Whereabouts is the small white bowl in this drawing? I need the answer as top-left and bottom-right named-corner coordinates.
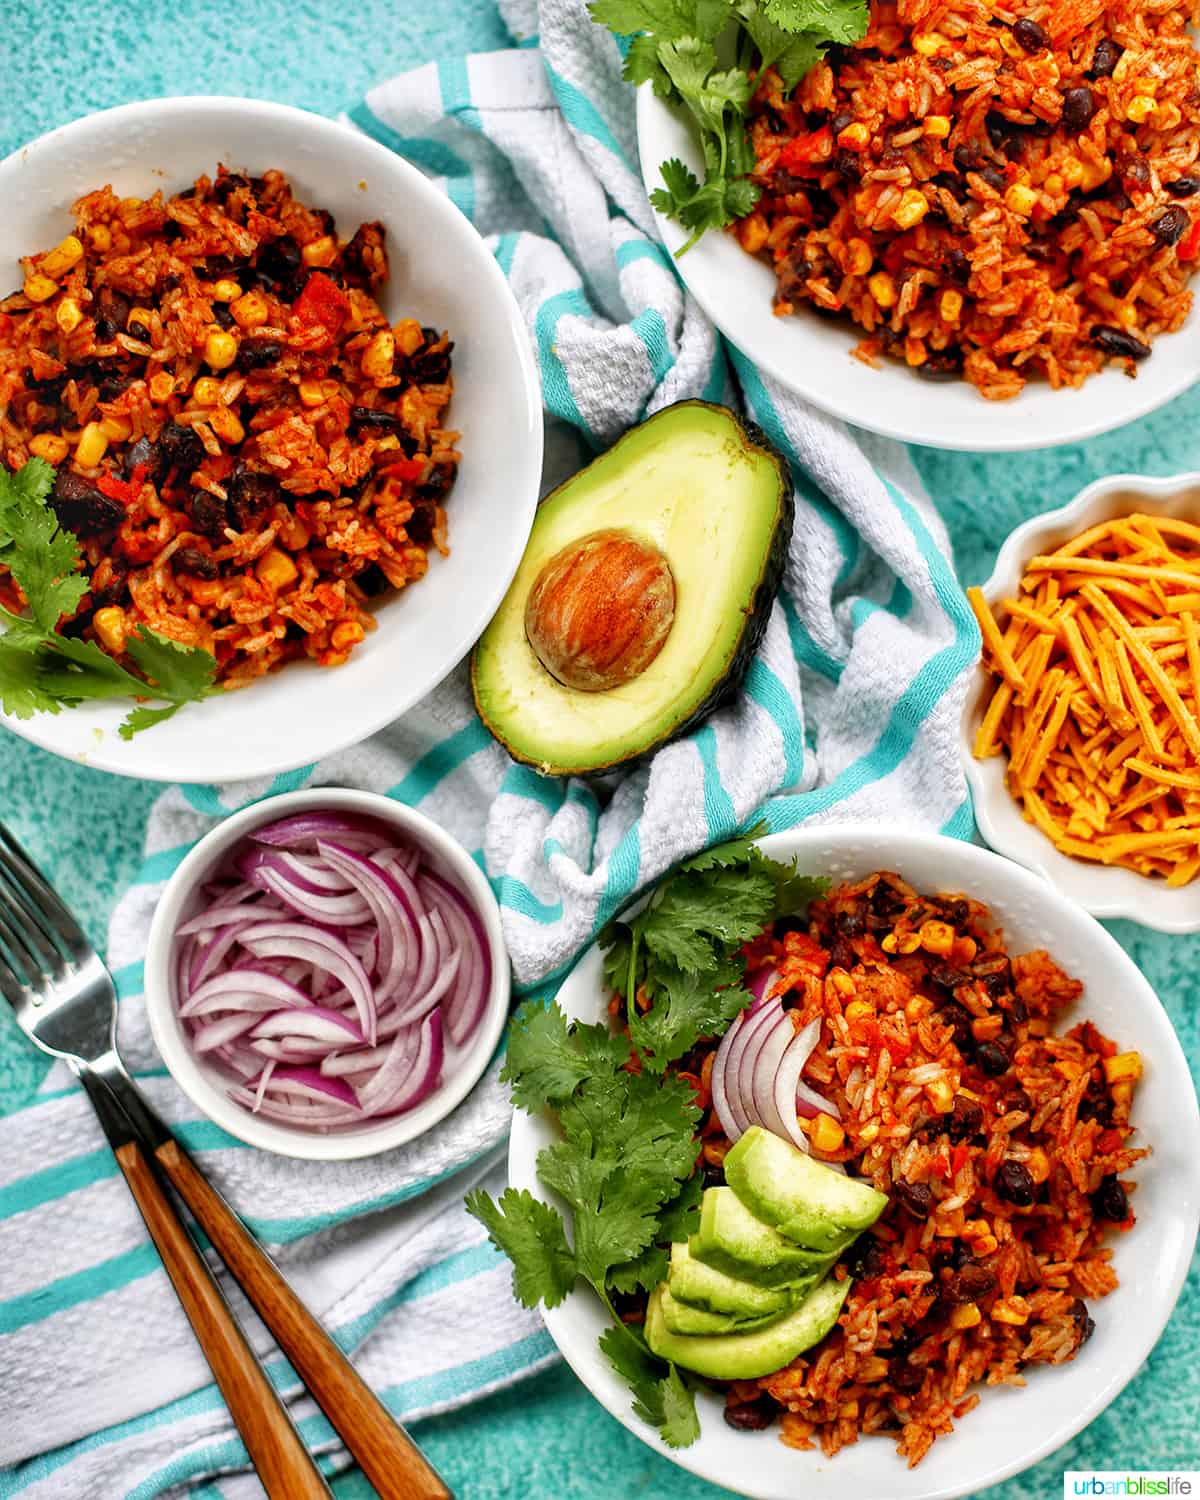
top-left (962, 471), bottom-right (1200, 935)
top-left (510, 825), bottom-right (1200, 1500)
top-left (0, 97), bottom-right (543, 782)
top-left (636, 89), bottom-right (1200, 452)
top-left (144, 787), bottom-right (510, 1160)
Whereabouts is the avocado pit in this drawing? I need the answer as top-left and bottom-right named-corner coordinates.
top-left (524, 528), bottom-right (676, 693)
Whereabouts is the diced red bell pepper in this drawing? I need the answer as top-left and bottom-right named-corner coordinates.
top-left (778, 127), bottom-right (833, 175)
top-left (382, 456), bottom-right (426, 485)
top-left (1178, 217), bottom-right (1200, 262)
top-left (293, 272), bottom-right (349, 337)
top-left (950, 1143), bottom-right (969, 1176)
top-left (95, 463), bottom-right (148, 506)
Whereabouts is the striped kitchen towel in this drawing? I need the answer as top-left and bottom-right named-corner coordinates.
top-left (0, 2), bottom-right (981, 1495)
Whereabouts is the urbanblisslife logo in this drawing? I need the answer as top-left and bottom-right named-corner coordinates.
top-left (1065, 1475), bottom-right (1198, 1497)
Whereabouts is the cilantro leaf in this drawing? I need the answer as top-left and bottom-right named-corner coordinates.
top-left (0, 459), bottom-right (88, 630)
top-left (502, 1001), bottom-right (629, 1112)
top-left (657, 1172), bottom-right (704, 1243)
top-left (628, 959), bottom-right (750, 1071)
top-left (607, 1243), bottom-right (669, 1295)
top-left (125, 627), bottom-right (218, 702)
top-left (623, 33), bottom-right (676, 95)
top-left (600, 1327), bottom-right (701, 1448)
top-left (119, 703), bottom-right (184, 739)
top-left (464, 1187), bottom-right (577, 1309)
top-left (761, 0), bottom-right (867, 41)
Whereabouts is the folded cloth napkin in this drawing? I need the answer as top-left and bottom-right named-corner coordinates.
top-left (0, 4), bottom-right (981, 1495)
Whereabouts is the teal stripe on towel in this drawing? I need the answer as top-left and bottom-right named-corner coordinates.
top-left (535, 288), bottom-right (594, 441)
top-left (630, 307), bottom-right (674, 384)
top-left (695, 726), bottom-right (736, 844)
top-left (543, 64), bottom-right (629, 166)
top-left (387, 719), bottom-right (493, 806)
top-left (744, 658), bottom-right (804, 787)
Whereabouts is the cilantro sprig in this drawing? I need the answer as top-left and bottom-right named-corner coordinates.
top-left (0, 459), bottom-right (217, 737)
top-left (466, 832), bottom-right (829, 1448)
top-left (589, 0), bottom-right (869, 252)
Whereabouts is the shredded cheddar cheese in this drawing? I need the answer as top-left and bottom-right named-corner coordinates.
top-left (971, 514), bottom-right (1200, 886)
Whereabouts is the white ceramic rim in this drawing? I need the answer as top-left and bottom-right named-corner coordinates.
top-left (635, 87), bottom-right (1200, 453)
top-left (144, 787), bottom-right (511, 1160)
top-left (509, 824), bottom-right (1200, 1500)
top-left (961, 471), bottom-right (1200, 934)
top-left (0, 97), bottom-right (543, 782)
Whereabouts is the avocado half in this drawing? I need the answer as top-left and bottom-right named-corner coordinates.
top-left (472, 401), bottom-right (794, 777)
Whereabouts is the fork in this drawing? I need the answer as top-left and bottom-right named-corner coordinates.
top-left (0, 822), bottom-right (452, 1500)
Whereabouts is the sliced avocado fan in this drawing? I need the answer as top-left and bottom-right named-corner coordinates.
top-left (472, 401), bottom-right (793, 776)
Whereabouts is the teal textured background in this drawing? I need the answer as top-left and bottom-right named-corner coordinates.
top-left (0, 3), bottom-right (1196, 1494)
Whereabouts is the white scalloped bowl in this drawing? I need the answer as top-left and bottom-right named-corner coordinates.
top-left (0, 98), bottom-right (543, 782)
top-left (509, 825), bottom-right (1200, 1500)
top-left (636, 89), bottom-right (1200, 452)
top-left (961, 472), bottom-right (1200, 934)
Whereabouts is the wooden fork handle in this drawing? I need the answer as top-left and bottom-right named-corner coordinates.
top-left (113, 1140), bottom-right (331, 1500)
top-left (155, 1139), bottom-right (453, 1500)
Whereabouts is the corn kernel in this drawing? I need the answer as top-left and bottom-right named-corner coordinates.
top-left (1060, 157), bottom-right (1086, 190)
top-left (396, 319), bottom-right (425, 357)
top-left (89, 224), bottom-right (112, 252)
top-left (297, 380), bottom-right (325, 408)
top-left (301, 234), bottom-right (337, 267)
top-left (1126, 95), bottom-right (1156, 124)
top-left (1043, 173), bottom-right (1064, 196)
top-left (893, 190), bottom-right (930, 230)
top-left (1111, 1081), bottom-right (1133, 1108)
top-left (40, 235), bottom-right (84, 280)
top-left (844, 999), bottom-right (874, 1023)
top-left (211, 279), bottom-right (242, 302)
top-left (187, 578), bottom-right (223, 606)
top-left (971, 1013), bottom-right (1003, 1042)
top-left (193, 377), bottom-right (222, 407)
top-left (1080, 158), bottom-right (1112, 191)
top-left (1103, 1051), bottom-right (1142, 1085)
top-left (973, 1234), bottom-right (999, 1256)
top-left (897, 931), bottom-right (922, 954)
top-left (209, 406), bottom-right (245, 446)
top-left (361, 329), bottom-right (395, 381)
top-left (55, 298), bottom-right (83, 334)
top-left (148, 372), bottom-right (175, 404)
top-left (1115, 302), bottom-right (1139, 330)
top-left (927, 1078), bottom-right (955, 1113)
top-left (937, 289), bottom-right (963, 325)
top-left (991, 1298), bottom-right (1030, 1326)
top-left (92, 606), bottom-right (127, 654)
top-left (1027, 1148), bottom-right (1051, 1185)
top-left (920, 919), bottom-right (956, 955)
top-left (857, 1120), bottom-right (880, 1144)
top-left (911, 32), bottom-right (944, 56)
top-left (204, 330), bottom-right (239, 370)
top-left (1005, 183), bottom-right (1039, 217)
top-left (837, 1399), bottom-right (859, 1420)
top-left (923, 115), bottom-right (951, 139)
top-left (881, 931), bottom-right (899, 953)
top-left (838, 122), bottom-right (870, 150)
top-left (950, 1303), bottom-right (982, 1330)
top-left (256, 547), bottom-right (299, 591)
top-left (810, 1113), bottom-right (845, 1153)
top-left (737, 212), bottom-right (770, 254)
top-left (75, 422), bottom-right (108, 469)
top-left (99, 415), bottom-right (132, 443)
top-left (1153, 101), bottom-right (1182, 131)
top-left (23, 273), bottom-right (57, 304)
top-left (846, 238), bottom-right (873, 277)
top-left (230, 291), bottom-right (269, 330)
top-left (868, 272), bottom-right (897, 309)
top-left (906, 995), bottom-right (933, 1020)
top-left (28, 433), bottom-right (69, 464)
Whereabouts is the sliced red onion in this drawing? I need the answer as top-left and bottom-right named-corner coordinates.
top-left (772, 1017), bottom-right (822, 1150)
top-left (711, 998), bottom-right (829, 1153)
top-left (173, 810), bottom-right (497, 1133)
top-left (796, 1080), bottom-right (841, 1121)
top-left (713, 1001), bottom-right (779, 1141)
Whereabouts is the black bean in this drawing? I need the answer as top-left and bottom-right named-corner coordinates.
top-left (1088, 38), bottom-right (1121, 78)
top-left (49, 470), bottom-right (124, 538)
top-left (157, 421), bottom-right (205, 480)
top-left (227, 465), bottom-right (281, 529)
top-left (124, 436), bottom-right (158, 477)
top-left (95, 286), bottom-right (131, 334)
top-left (995, 1160), bottom-right (1036, 1206)
top-left (1122, 156), bottom-right (1152, 193)
top-left (954, 1262), bottom-right (997, 1300)
top-left (939, 1001), bottom-right (975, 1055)
top-left (1070, 1298), bottom-right (1096, 1344)
top-left (702, 1157), bottom-right (727, 1188)
top-left (834, 148), bottom-right (862, 181)
top-left (917, 350), bottom-right (964, 382)
top-left (844, 1234), bottom-right (886, 1277)
top-left (947, 1095), bottom-right (983, 1142)
top-left (953, 144), bottom-right (983, 175)
top-left (406, 344), bottom-right (454, 384)
top-left (1006, 994), bottom-right (1029, 1024)
top-left (342, 220), bottom-right (387, 288)
top-left (889, 1358), bottom-right (924, 1393)
top-left (895, 1180), bottom-right (933, 1219)
top-left (977, 1039), bottom-right (1011, 1077)
top-left (1092, 1175), bottom-right (1129, 1222)
top-left (944, 247), bottom-right (972, 285)
top-left (930, 963), bottom-right (970, 992)
top-left (831, 111), bottom-right (854, 135)
top-left (1092, 325), bottom-right (1152, 360)
top-left (977, 165), bottom-right (1007, 193)
top-left (89, 557), bottom-right (130, 608)
top-left (1167, 176), bottom-right (1200, 199)
top-left (172, 546), bottom-right (219, 580)
top-left (416, 461), bottom-right (456, 502)
top-left (187, 490), bottom-right (229, 538)
top-left (1108, 190), bottom-right (1133, 215)
top-left (931, 1240), bottom-right (971, 1272)
top-left (986, 110), bottom-right (1026, 158)
top-left (235, 339), bottom-right (283, 373)
top-left (1012, 17), bottom-right (1049, 52)
top-left (997, 1085), bottom-right (1032, 1117)
top-left (773, 915), bottom-right (808, 937)
top-left (723, 1395), bottom-right (777, 1431)
top-left (1152, 206), bottom-right (1190, 246)
top-left (871, 880), bottom-right (907, 916)
top-left (353, 562), bottom-right (390, 598)
top-left (836, 909), bottom-right (865, 938)
top-left (1062, 88), bottom-right (1097, 132)
top-left (212, 302), bottom-right (236, 330)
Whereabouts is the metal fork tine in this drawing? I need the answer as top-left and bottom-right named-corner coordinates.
top-left (0, 948), bottom-right (28, 1010)
top-left (0, 824), bottom-right (90, 961)
top-left (0, 901), bottom-right (43, 985)
top-left (0, 860), bottom-right (67, 979)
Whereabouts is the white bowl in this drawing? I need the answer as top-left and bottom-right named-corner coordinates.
top-left (637, 89), bottom-right (1200, 452)
top-left (509, 824), bottom-right (1200, 1500)
top-left (0, 98), bottom-right (543, 782)
top-left (144, 787), bottom-right (510, 1161)
top-left (962, 472), bottom-right (1200, 935)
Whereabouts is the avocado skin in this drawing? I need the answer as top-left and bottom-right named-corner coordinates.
top-left (471, 400), bottom-right (795, 777)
